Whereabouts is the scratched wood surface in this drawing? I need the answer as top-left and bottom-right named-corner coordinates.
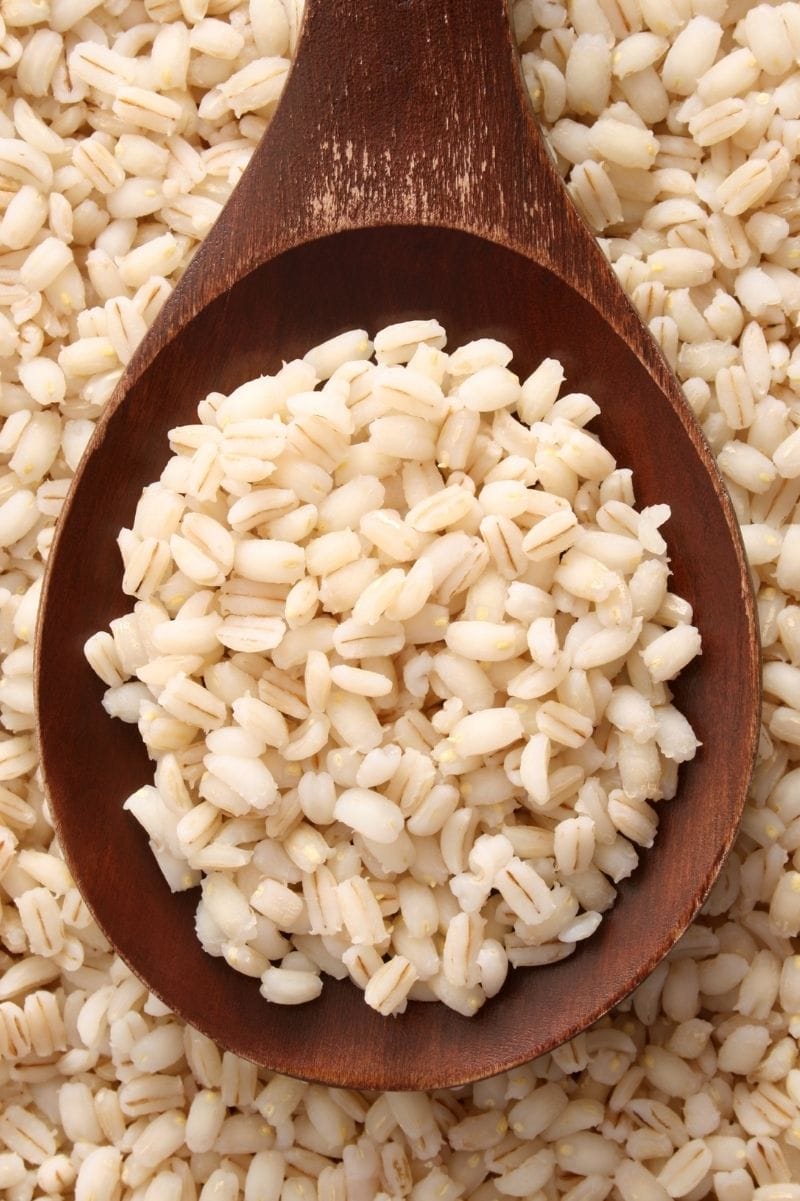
top-left (35, 0), bottom-right (760, 1090)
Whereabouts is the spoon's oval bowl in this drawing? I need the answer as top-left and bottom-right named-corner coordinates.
top-left (36, 225), bottom-right (759, 1091)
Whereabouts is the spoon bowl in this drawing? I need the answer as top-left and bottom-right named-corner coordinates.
top-left (35, 0), bottom-right (760, 1091)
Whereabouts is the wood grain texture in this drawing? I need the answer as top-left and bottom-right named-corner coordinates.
top-left (34, 0), bottom-right (761, 1090)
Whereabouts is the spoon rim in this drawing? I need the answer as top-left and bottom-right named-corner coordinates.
top-left (35, 223), bottom-right (761, 1091)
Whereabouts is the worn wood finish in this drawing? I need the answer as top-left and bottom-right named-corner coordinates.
top-left (35, 0), bottom-right (760, 1091)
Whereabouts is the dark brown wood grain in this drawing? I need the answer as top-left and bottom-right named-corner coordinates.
top-left (34, 0), bottom-right (760, 1090)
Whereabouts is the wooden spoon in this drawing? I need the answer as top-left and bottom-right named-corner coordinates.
top-left (35, 0), bottom-right (760, 1090)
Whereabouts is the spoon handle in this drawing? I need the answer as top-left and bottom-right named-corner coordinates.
top-left (271, 0), bottom-right (541, 234)
top-left (200, 0), bottom-right (579, 289)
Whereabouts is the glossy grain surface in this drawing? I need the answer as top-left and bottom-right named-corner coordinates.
top-left (35, 0), bottom-right (760, 1091)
